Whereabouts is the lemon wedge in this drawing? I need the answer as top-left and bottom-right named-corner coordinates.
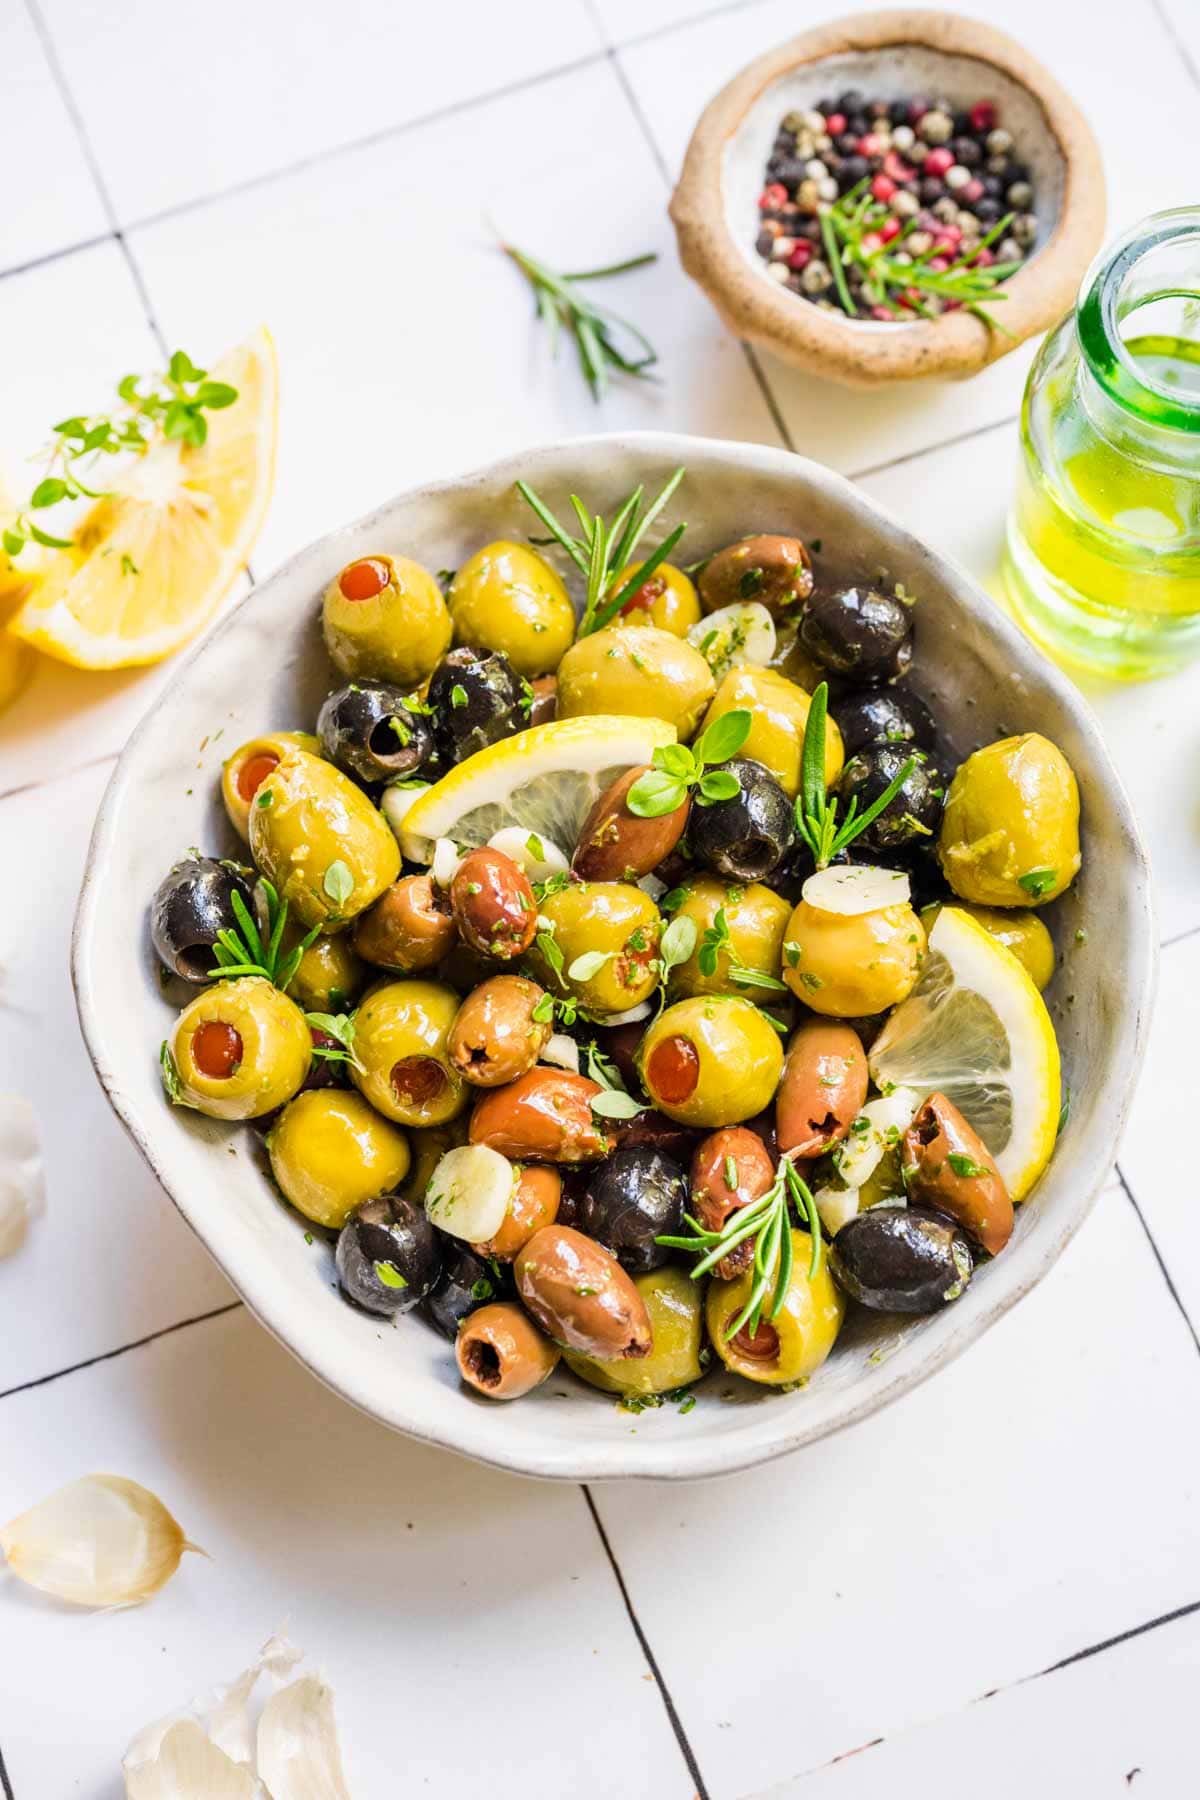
top-left (9, 327), bottom-right (277, 669)
top-left (397, 714), bottom-right (677, 862)
top-left (869, 905), bottom-right (1061, 1201)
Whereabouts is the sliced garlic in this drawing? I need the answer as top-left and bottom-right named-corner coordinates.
top-left (688, 601), bottom-right (776, 681)
top-left (835, 1086), bottom-right (922, 1190)
top-left (599, 999), bottom-right (652, 1026)
top-left (488, 826), bottom-right (570, 883)
top-left (802, 863), bottom-right (911, 917)
top-left (381, 782), bottom-right (430, 842)
top-left (425, 1144), bottom-right (513, 1243)
top-left (0, 1473), bottom-right (198, 1608)
top-left (431, 836), bottom-right (463, 889)
top-left (541, 1033), bottom-right (580, 1074)
top-left (815, 1184), bottom-right (862, 1237)
top-left (257, 1674), bottom-right (352, 1799)
top-left (0, 1093), bottom-right (45, 1259)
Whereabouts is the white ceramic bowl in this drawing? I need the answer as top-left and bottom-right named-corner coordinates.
top-left (74, 434), bottom-right (1154, 1482)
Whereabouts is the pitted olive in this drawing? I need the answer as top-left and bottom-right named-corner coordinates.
top-left (169, 977), bottom-right (311, 1120)
top-left (456, 1303), bottom-right (561, 1400)
top-left (354, 875), bottom-right (456, 973)
top-left (322, 553), bottom-right (451, 687)
top-left (221, 731), bottom-right (321, 842)
top-left (336, 1194), bottom-right (441, 1316)
top-left (611, 561), bottom-right (701, 637)
top-left (776, 1020), bottom-right (868, 1158)
top-left (830, 1206), bottom-right (973, 1312)
top-left (529, 881), bottom-right (661, 1015)
top-left (690, 1126), bottom-right (776, 1280)
top-left (448, 541), bottom-right (575, 678)
top-left (938, 733), bottom-right (1081, 907)
top-left (350, 978), bottom-right (468, 1128)
top-left (706, 1231), bottom-right (844, 1385)
top-left (151, 855), bottom-right (254, 983)
top-left (428, 646), bottom-right (528, 764)
top-left (639, 996), bottom-right (783, 1128)
top-left (901, 1092), bottom-right (1013, 1255)
top-left (249, 749), bottom-right (400, 930)
top-left (448, 975), bottom-right (551, 1087)
top-left (317, 680), bottom-right (433, 785)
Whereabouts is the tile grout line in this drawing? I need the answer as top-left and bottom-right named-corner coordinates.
top-left (849, 411), bottom-right (1020, 482)
top-left (582, 1487), bottom-right (712, 1800)
top-left (0, 230), bottom-right (113, 285)
top-left (0, 1300), bottom-right (242, 1404)
top-left (1037, 1593), bottom-right (1200, 1678)
top-left (0, 749), bottom-right (119, 807)
top-left (1114, 1163), bottom-right (1200, 1357)
top-left (1148, 0), bottom-right (1200, 88)
top-left (0, 1737), bottom-right (14, 1800)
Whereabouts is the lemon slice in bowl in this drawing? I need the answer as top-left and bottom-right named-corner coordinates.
top-left (397, 714), bottom-right (677, 862)
top-left (869, 905), bottom-right (1061, 1201)
top-left (9, 327), bottom-right (277, 669)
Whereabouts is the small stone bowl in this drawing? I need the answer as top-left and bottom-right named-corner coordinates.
top-left (670, 9), bottom-right (1106, 386)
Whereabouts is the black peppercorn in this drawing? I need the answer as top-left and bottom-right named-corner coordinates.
top-left (919, 176), bottom-right (945, 204)
top-left (838, 88), bottom-right (866, 114)
top-left (837, 155), bottom-right (870, 192)
top-left (952, 136), bottom-right (982, 167)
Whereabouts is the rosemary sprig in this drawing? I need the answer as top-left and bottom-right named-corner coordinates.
top-left (501, 240), bottom-right (659, 402)
top-left (821, 182), bottom-right (1020, 329)
top-left (794, 681), bottom-right (915, 870)
top-left (515, 467), bottom-right (686, 636)
top-left (208, 881), bottom-right (319, 991)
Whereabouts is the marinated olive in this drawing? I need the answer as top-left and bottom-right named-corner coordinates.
top-left (837, 745), bottom-right (944, 852)
top-left (421, 1241), bottom-right (505, 1340)
top-left (284, 925), bottom-right (366, 1012)
top-left (221, 731), bottom-right (321, 842)
top-left (476, 1164), bottom-right (562, 1261)
top-left (151, 855), bottom-right (254, 983)
top-left (700, 667), bottom-right (842, 798)
top-left (688, 757), bottom-right (794, 882)
top-left (456, 1303), bottom-right (561, 1400)
top-left (830, 1206), bottom-right (973, 1312)
top-left (529, 882), bottom-right (661, 1015)
top-left (322, 553), bottom-right (451, 687)
top-left (336, 1194), bottom-right (441, 1317)
top-left (529, 674), bottom-right (557, 725)
top-left (448, 974), bottom-right (551, 1087)
top-left (428, 646), bottom-right (528, 764)
top-left (169, 977), bottom-right (311, 1119)
top-left (576, 1146), bottom-right (687, 1273)
top-left (901, 1091), bottom-right (1013, 1255)
top-left (556, 625), bottom-right (714, 738)
top-left (564, 1266), bottom-right (704, 1396)
top-left (448, 541), bottom-right (575, 679)
top-left (469, 1069), bottom-right (612, 1163)
top-left (350, 978), bottom-right (468, 1128)
top-left (611, 561), bottom-right (701, 637)
top-left (667, 875), bottom-right (790, 1000)
top-left (782, 889), bottom-right (925, 1016)
top-left (776, 1019), bottom-right (868, 1157)
top-left (690, 1126), bottom-right (776, 1280)
top-left (451, 847), bottom-right (537, 961)
top-left (829, 686), bottom-right (937, 759)
top-left (639, 996), bottom-right (784, 1128)
top-left (800, 585), bottom-right (913, 683)
top-left (317, 681), bottom-right (433, 785)
top-left (706, 1231), bottom-right (844, 1385)
top-left (515, 1225), bottom-right (652, 1359)
top-left (249, 749), bottom-right (401, 930)
top-left (267, 1088), bottom-right (410, 1229)
top-left (353, 874), bottom-right (456, 973)
top-left (573, 767), bottom-right (690, 883)
top-left (938, 733), bottom-right (1081, 907)
top-left (699, 534), bottom-right (814, 619)
top-left (920, 901), bottom-right (1055, 991)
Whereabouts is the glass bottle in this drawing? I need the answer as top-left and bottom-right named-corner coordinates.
top-left (1004, 206), bottom-right (1200, 680)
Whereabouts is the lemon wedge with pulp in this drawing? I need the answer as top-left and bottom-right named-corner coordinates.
top-left (868, 905), bottom-right (1061, 1201)
top-left (9, 327), bottom-right (277, 669)
top-left (396, 714), bottom-right (677, 862)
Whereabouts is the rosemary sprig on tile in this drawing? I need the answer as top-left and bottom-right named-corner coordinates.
top-left (501, 239), bottom-right (659, 402)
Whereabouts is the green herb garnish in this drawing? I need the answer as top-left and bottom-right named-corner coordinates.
top-left (323, 860), bottom-right (355, 910)
top-left (501, 240), bottom-right (659, 403)
top-left (568, 949), bottom-right (613, 982)
top-left (515, 467), bottom-right (685, 636)
top-left (947, 1152), bottom-right (990, 1179)
top-left (207, 881), bottom-right (318, 991)
top-left (306, 1011), bottom-right (363, 1072)
top-left (159, 1041), bottom-right (197, 1109)
top-left (794, 681), bottom-right (915, 869)
top-left (626, 709), bottom-right (751, 820)
top-left (590, 1088), bottom-right (645, 1121)
top-left (1018, 868), bottom-right (1057, 900)
top-left (374, 1261), bottom-right (409, 1290)
top-left (820, 181), bottom-right (1020, 330)
top-left (697, 905), bottom-right (787, 992)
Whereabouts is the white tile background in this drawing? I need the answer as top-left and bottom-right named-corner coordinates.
top-left (2, 0), bottom-right (1199, 1793)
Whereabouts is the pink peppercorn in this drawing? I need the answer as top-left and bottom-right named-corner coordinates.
top-left (969, 101), bottom-right (997, 134)
top-left (787, 241), bottom-right (813, 270)
top-left (883, 151), bottom-right (916, 183)
top-left (923, 147), bottom-right (954, 177)
top-left (870, 304), bottom-right (895, 321)
top-left (935, 225), bottom-right (962, 250)
top-left (926, 256), bottom-right (950, 273)
top-left (824, 111), bottom-right (846, 135)
top-left (972, 246), bottom-right (995, 267)
top-left (858, 133), bottom-right (885, 157)
top-left (860, 231), bottom-right (885, 255)
top-left (879, 216), bottom-right (902, 243)
top-left (962, 177), bottom-right (985, 204)
top-left (907, 97), bottom-right (929, 124)
top-left (871, 174), bottom-right (897, 203)
top-left (759, 183), bottom-right (788, 211)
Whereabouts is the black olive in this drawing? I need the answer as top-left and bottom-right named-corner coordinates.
top-left (830, 1205), bottom-right (973, 1312)
top-left (150, 855), bottom-right (255, 983)
top-left (837, 745), bottom-right (944, 852)
top-left (428, 647), bottom-right (527, 764)
top-left (688, 756), bottom-right (795, 883)
top-left (317, 680), bottom-right (432, 785)
top-left (576, 1146), bottom-right (686, 1274)
top-left (421, 1241), bottom-right (509, 1339)
top-left (829, 687), bottom-right (938, 759)
top-left (800, 586), bottom-right (914, 683)
top-left (336, 1195), bottom-right (441, 1318)
top-left (901, 843), bottom-right (949, 912)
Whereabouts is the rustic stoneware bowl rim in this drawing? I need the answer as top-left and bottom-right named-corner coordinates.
top-left (669, 7), bottom-right (1108, 386)
top-left (73, 432), bottom-right (1155, 1482)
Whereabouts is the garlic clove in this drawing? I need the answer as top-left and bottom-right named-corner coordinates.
top-left (123, 1720), bottom-right (258, 1800)
top-left (0, 1473), bottom-right (198, 1608)
top-left (257, 1675), bottom-right (352, 1800)
top-left (540, 1033), bottom-right (580, 1074)
top-left (0, 1093), bottom-right (45, 1259)
top-left (802, 864), bottom-right (911, 917)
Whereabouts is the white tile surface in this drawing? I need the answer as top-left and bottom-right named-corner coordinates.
top-left (39, 0), bottom-right (604, 224)
top-left (588, 0), bottom-right (744, 46)
top-left (0, 2), bottom-right (108, 273)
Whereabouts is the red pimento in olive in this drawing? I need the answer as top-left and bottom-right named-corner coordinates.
top-left (391, 1056), bottom-right (448, 1110)
top-left (647, 1035), bottom-right (700, 1107)
top-left (339, 557), bottom-right (390, 601)
top-left (236, 751), bottom-right (279, 802)
top-left (192, 1021), bottom-right (243, 1079)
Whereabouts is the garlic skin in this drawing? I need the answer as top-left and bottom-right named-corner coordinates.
top-left (0, 1473), bottom-right (196, 1608)
top-left (257, 1675), bottom-right (351, 1799)
top-left (0, 1093), bottom-right (45, 1258)
top-left (123, 1722), bottom-right (257, 1800)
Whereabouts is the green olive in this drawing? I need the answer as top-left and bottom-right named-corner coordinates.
top-left (564, 1266), bottom-right (704, 1395)
top-left (556, 624), bottom-right (714, 737)
top-left (399, 1114), bottom-right (470, 1203)
top-left (700, 667), bottom-right (842, 797)
top-left (322, 552), bottom-right (451, 687)
top-left (267, 1088), bottom-right (410, 1229)
top-left (283, 926), bottom-right (366, 1012)
top-left (706, 1232), bottom-right (844, 1386)
top-left (639, 995), bottom-right (783, 1127)
top-left (350, 978), bottom-right (468, 1128)
top-left (249, 749), bottom-right (400, 930)
top-left (610, 561), bottom-right (701, 637)
top-left (169, 976), bottom-right (311, 1120)
top-left (667, 875), bottom-right (790, 999)
top-left (529, 882), bottom-right (661, 1015)
top-left (448, 541), bottom-right (575, 678)
top-left (220, 731), bottom-right (321, 842)
top-left (937, 733), bottom-right (1081, 908)
top-left (921, 901), bottom-right (1055, 990)
top-left (782, 895), bottom-right (924, 1016)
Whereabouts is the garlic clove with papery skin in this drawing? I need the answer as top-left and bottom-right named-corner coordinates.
top-left (0, 1473), bottom-right (199, 1608)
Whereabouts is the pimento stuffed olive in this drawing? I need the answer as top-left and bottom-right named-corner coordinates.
top-left (322, 553), bottom-right (451, 687)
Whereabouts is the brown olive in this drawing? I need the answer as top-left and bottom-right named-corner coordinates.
top-left (515, 1225), bottom-right (652, 1359)
top-left (690, 1126), bottom-right (776, 1279)
top-left (529, 675), bottom-right (558, 725)
top-left (353, 874), bottom-right (456, 972)
top-left (776, 1020), bottom-right (868, 1158)
top-left (477, 1164), bottom-right (562, 1260)
top-left (456, 1303), bottom-right (561, 1400)
top-left (699, 534), bottom-right (814, 619)
top-left (901, 1092), bottom-right (1013, 1255)
top-left (448, 975), bottom-right (551, 1088)
top-left (573, 766), bottom-right (690, 883)
top-left (450, 848), bottom-right (537, 961)
top-left (469, 1069), bottom-right (613, 1163)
